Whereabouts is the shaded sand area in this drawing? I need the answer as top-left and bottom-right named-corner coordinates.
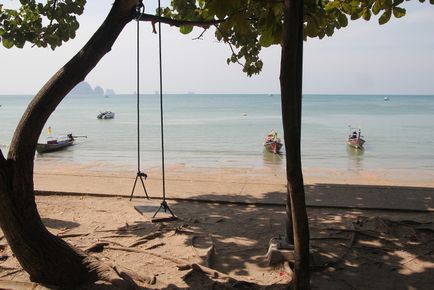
top-left (1, 164), bottom-right (434, 289)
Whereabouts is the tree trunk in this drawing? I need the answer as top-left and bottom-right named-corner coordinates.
top-left (0, 0), bottom-right (137, 286)
top-left (280, 0), bottom-right (310, 289)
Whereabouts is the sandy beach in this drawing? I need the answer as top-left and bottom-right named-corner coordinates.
top-left (33, 161), bottom-right (434, 195)
top-left (1, 164), bottom-right (434, 289)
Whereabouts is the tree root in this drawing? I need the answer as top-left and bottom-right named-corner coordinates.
top-left (0, 265), bottom-right (17, 271)
top-left (58, 232), bottom-right (90, 238)
top-left (94, 224), bottom-right (156, 234)
top-left (101, 243), bottom-right (236, 282)
top-left (99, 240), bottom-right (128, 248)
top-left (190, 235), bottom-right (215, 267)
top-left (0, 280), bottom-right (53, 290)
top-left (145, 242), bottom-right (165, 250)
top-left (187, 263), bottom-right (234, 280)
top-left (128, 231), bottom-right (164, 248)
top-left (83, 256), bottom-right (141, 289)
top-left (180, 263), bottom-right (265, 289)
top-left (84, 242), bottom-right (110, 253)
top-left (112, 265), bottom-right (157, 285)
top-left (106, 245), bottom-right (187, 265)
top-left (0, 268), bottom-right (24, 278)
top-left (100, 234), bottom-right (136, 239)
top-left (109, 245), bottom-right (238, 283)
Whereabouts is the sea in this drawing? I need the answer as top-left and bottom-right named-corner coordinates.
top-left (1, 94), bottom-right (434, 177)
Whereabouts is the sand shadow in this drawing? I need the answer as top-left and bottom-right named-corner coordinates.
top-left (159, 189), bottom-right (434, 290)
top-left (305, 183), bottom-right (434, 211)
top-left (42, 217), bottom-right (80, 229)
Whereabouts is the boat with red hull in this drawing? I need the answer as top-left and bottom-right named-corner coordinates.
top-left (264, 130), bottom-right (283, 154)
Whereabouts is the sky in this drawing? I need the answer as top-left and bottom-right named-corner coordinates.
top-left (1, 1), bottom-right (433, 95)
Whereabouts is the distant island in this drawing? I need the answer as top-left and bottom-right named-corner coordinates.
top-left (69, 81), bottom-right (115, 96)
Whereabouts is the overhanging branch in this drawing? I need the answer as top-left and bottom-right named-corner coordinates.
top-left (136, 12), bottom-right (225, 28)
top-left (214, 25), bottom-right (245, 69)
top-left (192, 28), bottom-right (208, 40)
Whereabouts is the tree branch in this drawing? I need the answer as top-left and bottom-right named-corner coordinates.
top-left (192, 28), bottom-right (208, 40)
top-left (214, 25), bottom-right (245, 68)
top-left (9, 0), bottom-right (137, 163)
top-left (48, 0), bottom-right (58, 26)
top-left (136, 13), bottom-right (225, 28)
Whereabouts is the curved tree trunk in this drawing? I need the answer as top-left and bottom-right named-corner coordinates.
top-left (280, 0), bottom-right (310, 289)
top-left (0, 0), bottom-right (136, 286)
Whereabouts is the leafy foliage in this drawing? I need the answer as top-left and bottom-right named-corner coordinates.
top-left (166, 0), bottom-right (433, 76)
top-left (1, 0), bottom-right (432, 74)
top-left (0, 0), bottom-right (86, 49)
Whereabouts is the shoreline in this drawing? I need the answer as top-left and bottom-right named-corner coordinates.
top-left (34, 162), bottom-right (434, 212)
top-left (34, 161), bottom-right (434, 188)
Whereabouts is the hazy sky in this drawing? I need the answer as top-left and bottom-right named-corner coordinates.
top-left (1, 1), bottom-right (433, 95)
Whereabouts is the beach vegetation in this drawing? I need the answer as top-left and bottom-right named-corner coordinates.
top-left (0, 0), bottom-right (432, 289)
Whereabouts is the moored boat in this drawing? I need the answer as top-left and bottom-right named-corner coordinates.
top-left (264, 130), bottom-right (283, 154)
top-left (97, 111), bottom-right (115, 119)
top-left (347, 127), bottom-right (365, 149)
top-left (37, 134), bottom-right (75, 154)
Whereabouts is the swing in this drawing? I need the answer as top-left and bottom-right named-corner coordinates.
top-left (130, 0), bottom-right (176, 221)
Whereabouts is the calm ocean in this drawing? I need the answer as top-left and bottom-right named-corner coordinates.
top-left (1, 94), bottom-right (433, 174)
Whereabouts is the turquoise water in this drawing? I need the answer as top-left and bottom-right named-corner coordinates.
top-left (1, 94), bottom-right (433, 173)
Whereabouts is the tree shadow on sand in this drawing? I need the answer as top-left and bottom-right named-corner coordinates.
top-left (90, 187), bottom-right (434, 289)
top-left (160, 189), bottom-right (434, 290)
top-left (42, 217), bottom-right (80, 230)
top-left (27, 187), bottom-right (434, 289)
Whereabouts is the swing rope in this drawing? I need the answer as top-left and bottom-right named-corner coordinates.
top-left (158, 0), bottom-right (167, 203)
top-left (153, 0), bottom-right (175, 219)
top-left (129, 0), bottom-right (149, 201)
top-left (131, 0), bottom-right (175, 218)
top-left (136, 2), bottom-right (142, 173)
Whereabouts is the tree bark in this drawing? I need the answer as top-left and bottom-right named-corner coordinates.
top-left (280, 0), bottom-right (310, 289)
top-left (0, 0), bottom-right (137, 286)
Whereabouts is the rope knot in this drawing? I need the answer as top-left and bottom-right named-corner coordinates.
top-left (136, 0), bottom-right (145, 20)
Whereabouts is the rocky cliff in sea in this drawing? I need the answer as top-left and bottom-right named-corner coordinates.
top-left (70, 81), bottom-right (115, 96)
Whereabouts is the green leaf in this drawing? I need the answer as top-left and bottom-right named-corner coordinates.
top-left (179, 25), bottom-right (193, 34)
top-left (378, 9), bottom-right (391, 24)
top-left (2, 37), bottom-right (13, 48)
top-left (392, 7), bottom-right (406, 18)
top-left (350, 12), bottom-right (360, 20)
top-left (362, 8), bottom-right (371, 21)
top-left (325, 25), bottom-right (334, 37)
top-left (208, 0), bottom-right (232, 19)
top-left (337, 12), bottom-right (348, 27)
top-left (259, 31), bottom-right (273, 47)
top-left (231, 13), bottom-right (250, 35)
top-left (342, 3), bottom-right (352, 13)
top-left (305, 21), bottom-right (317, 38)
top-left (372, 1), bottom-right (381, 15)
